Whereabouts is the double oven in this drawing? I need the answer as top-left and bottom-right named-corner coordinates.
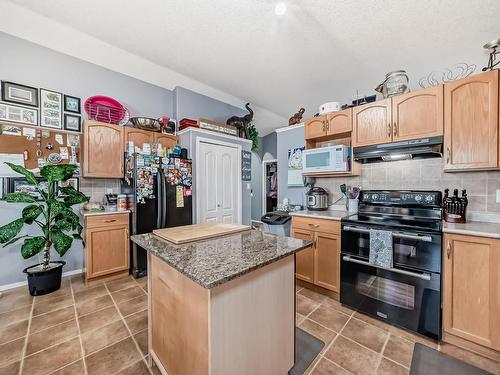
top-left (340, 191), bottom-right (442, 340)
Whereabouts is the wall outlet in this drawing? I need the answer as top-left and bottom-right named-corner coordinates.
top-left (496, 189), bottom-right (500, 203)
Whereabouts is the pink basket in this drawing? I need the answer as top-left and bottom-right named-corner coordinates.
top-left (84, 96), bottom-right (126, 124)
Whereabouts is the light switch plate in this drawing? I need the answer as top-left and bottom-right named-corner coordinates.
top-left (106, 188), bottom-right (113, 194)
top-left (496, 189), bottom-right (500, 203)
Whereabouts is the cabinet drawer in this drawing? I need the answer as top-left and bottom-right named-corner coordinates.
top-left (86, 213), bottom-right (129, 229)
top-left (292, 216), bottom-right (340, 234)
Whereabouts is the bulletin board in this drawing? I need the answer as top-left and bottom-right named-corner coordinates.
top-left (0, 122), bottom-right (81, 170)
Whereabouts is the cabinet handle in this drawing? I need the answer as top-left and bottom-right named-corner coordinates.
top-left (308, 223), bottom-right (320, 228)
top-left (104, 219), bottom-right (117, 223)
top-left (387, 123), bottom-right (391, 137)
top-left (446, 240), bottom-right (452, 259)
top-left (446, 147), bottom-right (451, 164)
top-left (393, 122), bottom-right (398, 137)
top-left (322, 122), bottom-right (325, 132)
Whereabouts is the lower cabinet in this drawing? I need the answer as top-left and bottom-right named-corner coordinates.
top-left (85, 213), bottom-right (130, 281)
top-left (443, 233), bottom-right (500, 359)
top-left (291, 217), bottom-right (340, 293)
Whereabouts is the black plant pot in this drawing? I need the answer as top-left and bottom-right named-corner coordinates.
top-left (23, 261), bottom-right (65, 296)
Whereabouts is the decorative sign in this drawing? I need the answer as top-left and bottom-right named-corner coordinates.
top-left (241, 150), bottom-right (251, 181)
top-left (287, 147), bottom-right (304, 187)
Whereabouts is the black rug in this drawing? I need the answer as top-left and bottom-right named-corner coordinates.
top-left (410, 343), bottom-right (493, 375)
top-left (289, 327), bottom-right (325, 375)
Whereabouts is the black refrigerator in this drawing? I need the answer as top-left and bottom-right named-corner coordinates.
top-left (122, 153), bottom-right (192, 278)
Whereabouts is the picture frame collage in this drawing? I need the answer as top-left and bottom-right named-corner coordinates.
top-left (0, 81), bottom-right (81, 132)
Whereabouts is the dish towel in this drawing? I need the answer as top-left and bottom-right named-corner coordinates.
top-left (369, 229), bottom-right (393, 269)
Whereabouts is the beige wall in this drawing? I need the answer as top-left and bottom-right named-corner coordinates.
top-left (80, 178), bottom-right (121, 204)
top-left (315, 158), bottom-right (500, 220)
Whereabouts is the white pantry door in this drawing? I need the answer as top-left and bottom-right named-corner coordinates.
top-left (198, 141), bottom-right (241, 224)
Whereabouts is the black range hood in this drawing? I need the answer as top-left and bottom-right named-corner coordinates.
top-left (354, 136), bottom-right (443, 163)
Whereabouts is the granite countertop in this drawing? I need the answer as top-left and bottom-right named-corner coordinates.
top-left (290, 209), bottom-right (351, 221)
top-left (131, 230), bottom-right (312, 289)
top-left (81, 209), bottom-right (131, 217)
top-left (443, 221), bottom-right (500, 239)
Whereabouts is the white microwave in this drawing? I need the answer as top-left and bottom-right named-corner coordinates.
top-left (302, 145), bottom-right (351, 173)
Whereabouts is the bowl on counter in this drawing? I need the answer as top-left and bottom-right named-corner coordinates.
top-left (130, 117), bottom-right (162, 132)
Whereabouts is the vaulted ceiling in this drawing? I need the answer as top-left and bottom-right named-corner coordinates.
top-left (6, 0), bottom-right (500, 133)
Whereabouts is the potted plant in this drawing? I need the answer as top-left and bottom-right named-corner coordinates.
top-left (0, 163), bottom-right (89, 296)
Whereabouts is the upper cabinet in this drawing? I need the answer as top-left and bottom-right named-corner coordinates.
top-left (392, 85), bottom-right (444, 141)
top-left (326, 108), bottom-right (352, 136)
top-left (304, 115), bottom-right (327, 140)
top-left (444, 70), bottom-right (499, 171)
top-left (83, 121), bottom-right (124, 178)
top-left (352, 99), bottom-right (392, 147)
top-left (124, 127), bottom-right (154, 150)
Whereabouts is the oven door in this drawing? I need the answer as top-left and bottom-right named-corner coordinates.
top-left (340, 255), bottom-right (441, 340)
top-left (341, 224), bottom-right (441, 273)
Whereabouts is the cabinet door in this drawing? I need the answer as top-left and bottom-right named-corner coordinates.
top-left (291, 228), bottom-right (314, 283)
top-left (352, 99), bottom-right (392, 147)
top-left (392, 85), bottom-right (444, 141)
top-left (154, 133), bottom-right (178, 151)
top-left (86, 224), bottom-right (129, 279)
top-left (314, 232), bottom-right (340, 292)
top-left (326, 108), bottom-right (352, 136)
top-left (443, 234), bottom-right (500, 351)
top-left (83, 121), bottom-right (124, 178)
top-left (124, 127), bottom-right (154, 150)
top-left (444, 70), bottom-right (499, 170)
top-left (305, 116), bottom-right (327, 140)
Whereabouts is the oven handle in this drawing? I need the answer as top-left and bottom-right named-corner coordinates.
top-left (342, 225), bottom-right (433, 242)
top-left (342, 255), bottom-right (432, 281)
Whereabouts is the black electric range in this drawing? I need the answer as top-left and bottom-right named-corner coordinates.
top-left (340, 190), bottom-right (443, 340)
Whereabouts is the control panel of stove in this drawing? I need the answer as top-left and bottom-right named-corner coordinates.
top-left (361, 191), bottom-right (441, 206)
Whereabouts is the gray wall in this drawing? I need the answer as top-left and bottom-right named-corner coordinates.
top-left (178, 129), bottom-right (252, 225)
top-left (277, 126), bottom-right (306, 208)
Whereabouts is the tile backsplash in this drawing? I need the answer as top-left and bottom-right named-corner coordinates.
top-left (315, 158), bottom-right (500, 221)
top-left (80, 178), bottom-right (121, 203)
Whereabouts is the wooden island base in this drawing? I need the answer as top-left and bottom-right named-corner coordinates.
top-left (148, 253), bottom-right (295, 375)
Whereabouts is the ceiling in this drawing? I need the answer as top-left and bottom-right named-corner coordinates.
top-left (7, 0), bottom-right (500, 131)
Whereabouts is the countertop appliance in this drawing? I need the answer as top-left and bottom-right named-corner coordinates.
top-left (122, 154), bottom-right (192, 278)
top-left (306, 187), bottom-right (329, 211)
top-left (340, 190), bottom-right (442, 340)
top-left (261, 211), bottom-right (291, 236)
top-left (302, 145), bottom-right (351, 173)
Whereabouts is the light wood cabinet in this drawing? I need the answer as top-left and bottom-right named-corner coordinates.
top-left (352, 99), bottom-right (392, 147)
top-left (314, 231), bottom-right (340, 292)
top-left (305, 116), bottom-right (327, 140)
top-left (291, 228), bottom-right (314, 283)
top-left (154, 133), bottom-right (178, 151)
top-left (392, 85), bottom-right (444, 141)
top-left (326, 109), bottom-right (352, 136)
top-left (124, 127), bottom-right (154, 150)
top-left (85, 213), bottom-right (130, 281)
top-left (82, 121), bottom-right (124, 178)
top-left (444, 70), bottom-right (499, 171)
top-left (443, 233), bottom-right (500, 358)
top-left (291, 217), bottom-right (340, 293)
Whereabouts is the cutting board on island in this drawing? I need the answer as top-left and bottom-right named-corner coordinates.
top-left (153, 223), bottom-right (251, 244)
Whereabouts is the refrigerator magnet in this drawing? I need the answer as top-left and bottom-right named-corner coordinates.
top-left (176, 186), bottom-right (184, 208)
top-left (184, 188), bottom-right (192, 197)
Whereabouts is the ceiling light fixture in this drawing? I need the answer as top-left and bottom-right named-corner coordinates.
top-left (275, 2), bottom-right (287, 16)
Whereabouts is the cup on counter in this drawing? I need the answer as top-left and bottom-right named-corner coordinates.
top-left (347, 198), bottom-right (359, 213)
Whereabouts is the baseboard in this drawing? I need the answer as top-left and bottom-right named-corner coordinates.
top-left (0, 268), bottom-right (84, 292)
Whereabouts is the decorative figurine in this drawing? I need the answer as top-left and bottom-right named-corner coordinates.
top-left (226, 103), bottom-right (254, 138)
top-left (289, 108), bottom-right (305, 126)
top-left (482, 38), bottom-right (500, 71)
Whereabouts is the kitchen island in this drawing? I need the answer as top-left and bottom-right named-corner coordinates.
top-left (131, 229), bottom-right (311, 375)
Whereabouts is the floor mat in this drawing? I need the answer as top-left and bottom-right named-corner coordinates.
top-left (289, 327), bottom-right (325, 375)
top-left (410, 343), bottom-right (492, 375)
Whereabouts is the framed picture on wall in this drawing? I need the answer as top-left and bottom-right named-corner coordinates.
top-left (0, 102), bottom-right (39, 126)
top-left (64, 114), bottom-right (81, 132)
top-left (1, 81), bottom-right (39, 107)
top-left (40, 89), bottom-right (62, 129)
top-left (64, 95), bottom-right (81, 114)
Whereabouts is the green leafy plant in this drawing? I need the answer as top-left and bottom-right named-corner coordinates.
top-left (247, 122), bottom-right (259, 152)
top-left (0, 163), bottom-right (89, 271)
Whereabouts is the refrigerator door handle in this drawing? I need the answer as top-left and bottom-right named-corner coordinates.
top-left (161, 172), bottom-right (167, 228)
top-left (156, 170), bottom-right (162, 229)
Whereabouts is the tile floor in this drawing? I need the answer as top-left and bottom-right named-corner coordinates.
top-left (0, 275), bottom-right (498, 375)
